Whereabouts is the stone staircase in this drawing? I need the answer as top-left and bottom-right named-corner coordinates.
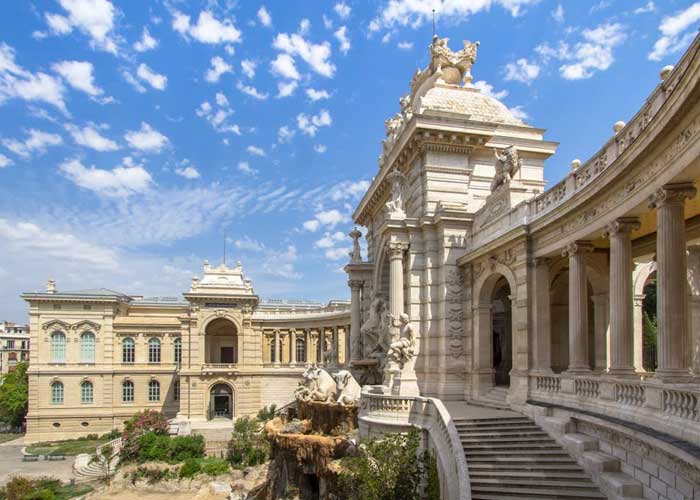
top-left (73, 437), bottom-right (122, 482)
top-left (472, 386), bottom-right (509, 410)
top-left (457, 415), bottom-right (607, 499)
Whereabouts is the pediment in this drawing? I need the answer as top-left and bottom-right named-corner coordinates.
top-left (42, 319), bottom-right (71, 332)
top-left (72, 320), bottom-right (101, 331)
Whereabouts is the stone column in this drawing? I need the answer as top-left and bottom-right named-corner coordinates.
top-left (564, 241), bottom-right (594, 373)
top-left (649, 183), bottom-right (696, 381)
top-left (591, 293), bottom-right (609, 372)
top-left (333, 326), bottom-right (339, 364)
top-left (273, 330), bottom-right (280, 366)
top-left (349, 280), bottom-right (362, 363)
top-left (633, 295), bottom-right (646, 372)
top-left (388, 242), bottom-right (409, 337)
top-left (290, 329), bottom-right (297, 365)
top-left (532, 258), bottom-right (552, 373)
top-left (687, 245), bottom-right (700, 375)
top-left (304, 329), bottom-right (310, 364)
top-left (318, 328), bottom-right (325, 365)
top-left (606, 218), bottom-right (640, 376)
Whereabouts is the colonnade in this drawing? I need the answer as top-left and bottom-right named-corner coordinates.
top-left (262, 325), bottom-right (349, 366)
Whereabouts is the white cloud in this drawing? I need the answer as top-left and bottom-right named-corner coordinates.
top-left (397, 41), bottom-right (413, 50)
top-left (237, 161), bottom-right (257, 176)
top-left (299, 19), bottom-right (311, 35)
top-left (306, 88), bottom-right (330, 101)
top-left (0, 43), bottom-right (67, 112)
top-left (473, 80), bottom-right (508, 100)
top-left (323, 14), bottom-right (334, 29)
top-left (257, 6), bottom-right (272, 27)
top-left (136, 63), bottom-right (167, 90)
top-left (0, 154), bottom-right (12, 168)
top-left (270, 53), bottom-right (300, 80)
top-left (324, 246), bottom-right (351, 261)
top-left (122, 69), bottom-right (146, 93)
top-left (205, 56), bottom-right (232, 83)
top-left (503, 58), bottom-right (540, 84)
top-left (297, 109), bottom-right (332, 136)
top-left (649, 3), bottom-right (700, 61)
top-left (316, 208), bottom-right (348, 227)
top-left (315, 231), bottom-right (346, 248)
top-left (43, 0), bottom-right (119, 54)
top-left (369, 0), bottom-right (539, 32)
top-left (65, 123), bottom-right (118, 151)
top-left (124, 122), bottom-right (169, 152)
top-left (241, 59), bottom-right (256, 78)
top-left (236, 81), bottom-right (268, 100)
top-left (235, 238), bottom-right (302, 279)
top-left (196, 98), bottom-right (240, 135)
top-left (277, 80), bottom-right (298, 98)
top-left (272, 32), bottom-right (336, 78)
top-left (329, 179), bottom-right (370, 201)
top-left (334, 26), bottom-right (350, 54)
top-left (303, 220), bottom-right (320, 232)
top-left (314, 144), bottom-right (327, 154)
top-left (278, 125), bottom-right (295, 143)
top-left (334, 3), bottom-right (351, 19)
top-left (247, 145), bottom-right (266, 157)
top-left (551, 4), bottom-right (564, 23)
top-left (508, 105), bottom-right (529, 122)
top-left (2, 129), bottom-right (63, 158)
top-left (51, 60), bottom-right (106, 98)
top-left (234, 236), bottom-right (263, 252)
top-left (59, 157), bottom-right (153, 197)
top-left (134, 27), bottom-right (158, 52)
top-left (560, 23), bottom-right (627, 79)
top-left (634, 2), bottom-right (655, 15)
top-left (172, 10), bottom-right (242, 45)
top-left (175, 164), bottom-right (200, 179)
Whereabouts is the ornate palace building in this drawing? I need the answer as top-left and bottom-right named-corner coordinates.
top-left (22, 261), bottom-right (349, 442)
top-left (348, 35), bottom-right (700, 499)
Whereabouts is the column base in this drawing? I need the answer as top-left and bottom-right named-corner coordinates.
top-left (606, 367), bottom-right (638, 378)
top-left (529, 368), bottom-right (554, 376)
top-left (654, 368), bottom-right (693, 384)
top-left (564, 366), bottom-right (592, 375)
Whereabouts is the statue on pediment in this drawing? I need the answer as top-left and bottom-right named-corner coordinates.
top-left (491, 146), bottom-right (523, 192)
top-left (349, 227), bottom-right (362, 263)
top-left (384, 169), bottom-right (406, 217)
top-left (429, 35), bottom-right (480, 85)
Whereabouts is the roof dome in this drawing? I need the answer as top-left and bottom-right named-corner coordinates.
top-left (417, 84), bottom-right (523, 126)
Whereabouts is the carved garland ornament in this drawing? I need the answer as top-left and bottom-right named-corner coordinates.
top-left (445, 268), bottom-right (465, 359)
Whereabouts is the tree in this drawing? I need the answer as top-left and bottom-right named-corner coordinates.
top-left (0, 362), bottom-right (28, 428)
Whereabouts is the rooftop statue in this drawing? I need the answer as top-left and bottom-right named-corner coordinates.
top-left (429, 35), bottom-right (480, 85)
top-left (348, 227), bottom-right (362, 263)
top-left (491, 145), bottom-right (523, 192)
top-left (384, 169), bottom-right (406, 217)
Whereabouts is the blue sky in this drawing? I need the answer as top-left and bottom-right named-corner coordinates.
top-left (0, 0), bottom-right (698, 321)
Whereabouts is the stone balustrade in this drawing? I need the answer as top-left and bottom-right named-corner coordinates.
top-left (529, 374), bottom-right (700, 446)
top-left (358, 388), bottom-right (470, 500)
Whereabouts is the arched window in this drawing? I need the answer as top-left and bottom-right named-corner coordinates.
top-left (174, 380), bottom-right (180, 401)
top-left (148, 338), bottom-right (161, 363)
top-left (80, 332), bottom-right (96, 363)
top-left (81, 381), bottom-right (93, 404)
top-left (51, 381), bottom-right (63, 404)
top-left (269, 337), bottom-right (276, 363)
top-left (122, 380), bottom-right (134, 402)
top-left (148, 380), bottom-right (160, 402)
top-left (296, 337), bottom-right (306, 363)
top-left (174, 337), bottom-right (182, 364)
top-left (122, 338), bottom-right (135, 363)
top-left (50, 332), bottom-right (66, 363)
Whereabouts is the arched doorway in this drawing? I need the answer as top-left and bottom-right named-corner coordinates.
top-left (205, 318), bottom-right (238, 364)
top-left (209, 383), bottom-right (233, 419)
top-left (492, 278), bottom-right (512, 387)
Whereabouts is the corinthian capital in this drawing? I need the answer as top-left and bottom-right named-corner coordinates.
top-left (387, 242), bottom-right (409, 258)
top-left (648, 182), bottom-right (697, 209)
top-left (604, 217), bottom-right (641, 238)
top-left (348, 279), bottom-right (364, 290)
top-left (562, 240), bottom-right (594, 258)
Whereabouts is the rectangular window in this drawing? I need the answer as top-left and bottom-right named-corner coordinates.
top-left (6, 340), bottom-right (14, 349)
top-left (122, 382), bottom-right (134, 403)
top-left (148, 382), bottom-right (160, 402)
top-left (174, 339), bottom-right (182, 364)
top-left (81, 382), bottom-right (93, 404)
top-left (148, 339), bottom-right (161, 363)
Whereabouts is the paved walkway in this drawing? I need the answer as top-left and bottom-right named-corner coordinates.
top-left (0, 445), bottom-right (76, 485)
top-left (444, 401), bottom-right (520, 420)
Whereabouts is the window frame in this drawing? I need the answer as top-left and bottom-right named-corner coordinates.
top-left (148, 380), bottom-right (160, 402)
top-left (81, 381), bottom-right (94, 404)
top-left (50, 331), bottom-right (66, 363)
top-left (80, 331), bottom-right (96, 364)
top-left (51, 381), bottom-right (64, 405)
top-left (174, 337), bottom-right (182, 364)
top-left (122, 380), bottom-right (134, 403)
top-left (122, 337), bottom-right (135, 364)
top-left (148, 338), bottom-right (161, 364)
top-left (296, 337), bottom-right (306, 363)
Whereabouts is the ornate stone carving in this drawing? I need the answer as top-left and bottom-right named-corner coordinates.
top-left (429, 35), bottom-right (480, 85)
top-left (445, 268), bottom-right (465, 359)
top-left (384, 169), bottom-right (406, 217)
top-left (648, 183), bottom-right (697, 209)
top-left (349, 227), bottom-right (362, 263)
top-left (387, 313), bottom-right (415, 368)
top-left (360, 296), bottom-right (391, 359)
top-left (294, 366), bottom-right (337, 402)
top-left (387, 241), bottom-right (409, 258)
top-left (333, 370), bottom-right (361, 405)
top-left (491, 146), bottom-right (522, 192)
top-left (562, 241), bottom-right (595, 257)
top-left (604, 217), bottom-right (641, 237)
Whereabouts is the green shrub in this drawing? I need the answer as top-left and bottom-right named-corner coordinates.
top-left (423, 450), bottom-right (440, 500)
top-left (169, 435), bottom-right (205, 462)
top-left (23, 489), bottom-right (55, 500)
top-left (178, 459), bottom-right (201, 479)
top-left (128, 466), bottom-right (176, 485)
top-left (101, 429), bottom-right (121, 440)
top-left (200, 458), bottom-right (229, 476)
top-left (120, 410), bottom-right (170, 463)
top-left (135, 432), bottom-right (171, 463)
top-left (339, 429), bottom-right (426, 500)
top-left (227, 416), bottom-right (269, 469)
top-left (1, 476), bottom-right (34, 500)
top-left (256, 404), bottom-right (277, 422)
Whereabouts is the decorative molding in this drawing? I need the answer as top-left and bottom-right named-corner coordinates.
top-left (604, 217), bottom-right (641, 238)
top-left (445, 267), bottom-right (465, 359)
top-left (562, 241), bottom-right (595, 257)
top-left (648, 182), bottom-right (697, 209)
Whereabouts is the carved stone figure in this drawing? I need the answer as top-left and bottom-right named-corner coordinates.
top-left (384, 114), bottom-right (402, 138)
top-left (429, 35), bottom-right (480, 85)
top-left (400, 94), bottom-right (412, 122)
top-left (491, 146), bottom-right (523, 192)
top-left (334, 370), bottom-right (362, 405)
top-left (294, 366), bottom-right (338, 402)
top-left (384, 169), bottom-right (406, 217)
top-left (360, 296), bottom-right (391, 358)
top-left (387, 313), bottom-right (416, 369)
top-left (349, 227), bottom-right (362, 263)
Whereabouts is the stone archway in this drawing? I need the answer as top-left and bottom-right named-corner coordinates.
top-left (205, 317), bottom-right (238, 364)
top-left (208, 382), bottom-right (234, 420)
top-left (473, 266), bottom-right (517, 398)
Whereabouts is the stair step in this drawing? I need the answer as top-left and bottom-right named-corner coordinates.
top-left (466, 449), bottom-right (572, 456)
top-left (469, 463), bottom-right (584, 471)
top-left (470, 471), bottom-right (594, 480)
top-left (470, 486), bottom-right (605, 498)
top-left (461, 435), bottom-right (555, 443)
top-left (472, 495), bottom-right (604, 500)
top-left (471, 478), bottom-right (605, 489)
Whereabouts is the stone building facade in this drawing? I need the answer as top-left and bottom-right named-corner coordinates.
top-left (22, 262), bottom-right (349, 443)
top-left (0, 320), bottom-right (29, 375)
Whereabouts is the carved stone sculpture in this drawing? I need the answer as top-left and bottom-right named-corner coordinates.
top-left (349, 227), bottom-right (362, 263)
top-left (360, 297), bottom-right (391, 358)
top-left (384, 169), bottom-right (406, 217)
top-left (294, 366), bottom-right (338, 403)
top-left (429, 35), bottom-right (480, 85)
top-left (387, 313), bottom-right (416, 369)
top-left (333, 370), bottom-right (362, 405)
top-left (491, 145), bottom-right (522, 192)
